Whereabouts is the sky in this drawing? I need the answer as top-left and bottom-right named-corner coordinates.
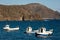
top-left (0, 0), bottom-right (60, 12)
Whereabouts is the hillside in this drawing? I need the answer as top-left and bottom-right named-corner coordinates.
top-left (0, 3), bottom-right (60, 21)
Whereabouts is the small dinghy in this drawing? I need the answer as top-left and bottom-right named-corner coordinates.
top-left (35, 27), bottom-right (53, 37)
top-left (3, 25), bottom-right (19, 32)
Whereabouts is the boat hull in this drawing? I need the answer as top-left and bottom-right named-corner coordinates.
top-left (35, 33), bottom-right (52, 38)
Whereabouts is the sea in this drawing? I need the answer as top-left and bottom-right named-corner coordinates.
top-left (0, 20), bottom-right (60, 40)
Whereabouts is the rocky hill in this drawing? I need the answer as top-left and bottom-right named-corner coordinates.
top-left (0, 3), bottom-right (60, 21)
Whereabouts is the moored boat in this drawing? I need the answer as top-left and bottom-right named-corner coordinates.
top-left (35, 27), bottom-right (53, 37)
top-left (25, 26), bottom-right (33, 33)
top-left (25, 26), bottom-right (39, 34)
top-left (3, 25), bottom-right (19, 32)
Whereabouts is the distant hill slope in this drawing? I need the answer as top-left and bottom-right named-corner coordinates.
top-left (0, 3), bottom-right (60, 20)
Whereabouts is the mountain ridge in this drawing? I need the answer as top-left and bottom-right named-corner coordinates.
top-left (0, 3), bottom-right (60, 21)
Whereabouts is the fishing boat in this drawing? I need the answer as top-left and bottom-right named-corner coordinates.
top-left (35, 27), bottom-right (53, 37)
top-left (3, 25), bottom-right (19, 32)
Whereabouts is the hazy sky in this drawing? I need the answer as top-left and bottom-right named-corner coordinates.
top-left (0, 0), bottom-right (60, 12)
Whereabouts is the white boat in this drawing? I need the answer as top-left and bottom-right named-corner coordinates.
top-left (3, 25), bottom-right (19, 32)
top-left (35, 27), bottom-right (53, 36)
top-left (25, 26), bottom-right (33, 33)
top-left (25, 26), bottom-right (39, 34)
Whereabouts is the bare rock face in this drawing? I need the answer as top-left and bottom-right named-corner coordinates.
top-left (0, 3), bottom-right (60, 21)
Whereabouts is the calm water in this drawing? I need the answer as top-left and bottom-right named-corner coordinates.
top-left (0, 20), bottom-right (60, 40)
